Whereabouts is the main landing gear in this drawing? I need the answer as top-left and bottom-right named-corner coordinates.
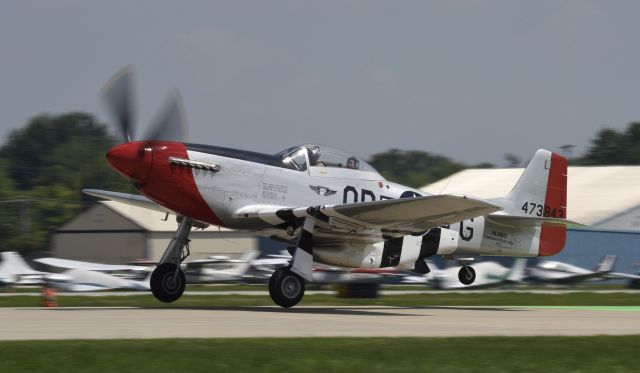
top-left (150, 218), bottom-right (192, 303)
top-left (269, 217), bottom-right (315, 308)
top-left (458, 265), bottom-right (476, 285)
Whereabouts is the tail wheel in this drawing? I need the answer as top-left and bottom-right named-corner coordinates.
top-left (269, 268), bottom-right (305, 308)
top-left (151, 263), bottom-right (186, 303)
top-left (458, 265), bottom-right (476, 285)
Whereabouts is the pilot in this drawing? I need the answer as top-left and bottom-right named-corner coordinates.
top-left (346, 157), bottom-right (359, 170)
top-left (307, 146), bottom-right (326, 167)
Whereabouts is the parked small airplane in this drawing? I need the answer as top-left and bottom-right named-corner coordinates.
top-left (183, 251), bottom-right (259, 283)
top-left (47, 269), bottom-right (151, 292)
top-left (35, 257), bottom-right (151, 280)
top-left (430, 259), bottom-right (527, 289)
top-left (0, 251), bottom-right (48, 286)
top-left (312, 266), bottom-right (402, 284)
top-left (402, 259), bottom-right (527, 289)
top-left (526, 255), bottom-right (639, 284)
top-left (0, 251), bottom-right (150, 291)
top-left (85, 67), bottom-right (581, 307)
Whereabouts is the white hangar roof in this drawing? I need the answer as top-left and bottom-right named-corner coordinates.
top-left (420, 166), bottom-right (640, 227)
top-left (60, 201), bottom-right (234, 233)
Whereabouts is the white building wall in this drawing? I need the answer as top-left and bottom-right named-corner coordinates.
top-left (592, 205), bottom-right (640, 231)
top-left (147, 232), bottom-right (259, 262)
top-left (52, 232), bottom-right (146, 264)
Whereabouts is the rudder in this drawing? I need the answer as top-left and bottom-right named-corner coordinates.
top-left (505, 149), bottom-right (567, 219)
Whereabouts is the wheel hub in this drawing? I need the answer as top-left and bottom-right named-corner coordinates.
top-left (281, 275), bottom-right (301, 299)
top-left (161, 272), bottom-right (181, 294)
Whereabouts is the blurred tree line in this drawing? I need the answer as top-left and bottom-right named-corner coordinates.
top-left (368, 149), bottom-right (494, 188)
top-left (370, 122), bottom-right (640, 188)
top-left (0, 112), bottom-right (638, 253)
top-left (574, 122), bottom-right (640, 165)
top-left (0, 113), bottom-right (131, 253)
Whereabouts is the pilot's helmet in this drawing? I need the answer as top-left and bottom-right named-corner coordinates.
top-left (346, 157), bottom-right (359, 169)
top-left (307, 146), bottom-right (321, 164)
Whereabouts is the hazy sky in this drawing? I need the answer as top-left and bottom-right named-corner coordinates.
top-left (1, 1), bottom-right (640, 165)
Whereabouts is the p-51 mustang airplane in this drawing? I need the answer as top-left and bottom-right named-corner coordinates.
top-left (85, 68), bottom-right (580, 307)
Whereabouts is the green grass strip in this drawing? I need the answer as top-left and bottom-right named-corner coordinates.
top-left (2, 291), bottom-right (640, 308)
top-left (520, 305), bottom-right (640, 311)
top-left (1, 336), bottom-right (639, 373)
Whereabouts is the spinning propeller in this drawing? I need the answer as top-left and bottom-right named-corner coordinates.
top-left (101, 66), bottom-right (189, 182)
top-left (102, 66), bottom-right (189, 144)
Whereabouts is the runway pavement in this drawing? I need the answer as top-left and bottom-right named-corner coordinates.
top-left (1, 306), bottom-right (639, 340)
top-left (1, 289), bottom-right (638, 297)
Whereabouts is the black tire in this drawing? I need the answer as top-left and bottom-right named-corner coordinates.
top-left (268, 268), bottom-right (305, 308)
top-left (458, 266), bottom-right (476, 285)
top-left (151, 263), bottom-right (186, 303)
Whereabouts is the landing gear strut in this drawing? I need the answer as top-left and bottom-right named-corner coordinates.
top-left (458, 265), bottom-right (476, 285)
top-left (150, 218), bottom-right (192, 303)
top-left (269, 217), bottom-right (315, 308)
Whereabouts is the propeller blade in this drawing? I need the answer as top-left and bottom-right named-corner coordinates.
top-left (143, 89), bottom-right (189, 142)
top-left (101, 66), bottom-right (135, 142)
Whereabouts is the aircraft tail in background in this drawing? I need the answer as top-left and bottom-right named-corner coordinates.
top-left (505, 258), bottom-right (527, 283)
top-left (595, 255), bottom-right (617, 273)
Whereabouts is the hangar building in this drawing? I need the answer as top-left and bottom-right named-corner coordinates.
top-left (421, 166), bottom-right (640, 275)
top-left (52, 201), bottom-right (258, 264)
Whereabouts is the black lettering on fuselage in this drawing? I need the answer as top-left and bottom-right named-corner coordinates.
top-left (343, 186), bottom-right (420, 203)
top-left (342, 185), bottom-right (421, 203)
top-left (361, 189), bottom-right (376, 202)
top-left (459, 219), bottom-right (474, 241)
top-left (343, 186), bottom-right (358, 203)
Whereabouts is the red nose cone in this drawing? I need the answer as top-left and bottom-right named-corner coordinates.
top-left (106, 142), bottom-right (153, 182)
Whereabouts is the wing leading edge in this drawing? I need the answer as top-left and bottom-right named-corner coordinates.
top-left (85, 189), bottom-right (502, 240)
top-left (246, 194), bottom-right (502, 238)
top-left (82, 189), bottom-right (173, 214)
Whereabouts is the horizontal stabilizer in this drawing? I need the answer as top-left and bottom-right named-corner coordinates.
top-left (487, 214), bottom-right (585, 228)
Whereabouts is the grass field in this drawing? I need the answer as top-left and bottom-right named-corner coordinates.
top-left (1, 336), bottom-right (638, 372)
top-left (1, 290), bottom-right (640, 308)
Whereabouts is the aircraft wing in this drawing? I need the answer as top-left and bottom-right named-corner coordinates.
top-left (82, 189), bottom-right (174, 214)
top-left (251, 194), bottom-right (501, 239)
top-left (539, 271), bottom-right (612, 284)
top-left (326, 194), bottom-right (500, 227)
top-left (35, 257), bottom-right (149, 272)
top-left (607, 272), bottom-right (640, 280)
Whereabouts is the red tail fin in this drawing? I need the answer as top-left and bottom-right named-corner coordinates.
top-left (544, 153), bottom-right (568, 218)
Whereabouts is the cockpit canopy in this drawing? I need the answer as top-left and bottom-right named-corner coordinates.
top-left (275, 144), bottom-right (378, 173)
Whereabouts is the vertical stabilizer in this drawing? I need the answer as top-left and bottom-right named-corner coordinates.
top-left (501, 150), bottom-right (568, 257)
top-left (505, 149), bottom-right (568, 218)
top-left (0, 252), bottom-right (40, 276)
top-left (595, 255), bottom-right (617, 273)
top-left (426, 260), bottom-right (439, 272)
top-left (230, 250), bottom-right (260, 276)
top-left (506, 258), bottom-right (527, 283)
